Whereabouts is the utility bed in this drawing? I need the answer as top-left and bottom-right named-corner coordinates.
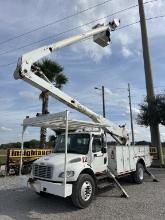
top-left (108, 145), bottom-right (152, 176)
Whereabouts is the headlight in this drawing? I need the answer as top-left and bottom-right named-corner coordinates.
top-left (59, 171), bottom-right (75, 178)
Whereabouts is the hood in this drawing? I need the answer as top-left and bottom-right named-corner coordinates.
top-left (33, 153), bottom-right (83, 166)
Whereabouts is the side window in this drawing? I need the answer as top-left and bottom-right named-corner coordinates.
top-left (92, 136), bottom-right (102, 153)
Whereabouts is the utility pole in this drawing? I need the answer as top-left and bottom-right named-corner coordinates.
top-left (102, 86), bottom-right (106, 118)
top-left (95, 86), bottom-right (106, 118)
top-left (128, 83), bottom-right (135, 145)
top-left (138, 0), bottom-right (164, 165)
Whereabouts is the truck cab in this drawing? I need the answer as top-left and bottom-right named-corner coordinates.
top-left (32, 130), bottom-right (107, 183)
top-left (28, 129), bottom-right (109, 208)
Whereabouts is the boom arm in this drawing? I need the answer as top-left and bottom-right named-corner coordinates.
top-left (14, 19), bottom-right (129, 145)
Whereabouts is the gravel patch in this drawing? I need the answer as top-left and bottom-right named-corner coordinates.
top-left (0, 168), bottom-right (164, 220)
top-left (0, 176), bottom-right (22, 190)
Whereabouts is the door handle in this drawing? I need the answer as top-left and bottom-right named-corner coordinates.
top-left (93, 153), bottom-right (103, 157)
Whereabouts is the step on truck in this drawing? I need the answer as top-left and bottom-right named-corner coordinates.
top-left (14, 19), bottom-right (157, 208)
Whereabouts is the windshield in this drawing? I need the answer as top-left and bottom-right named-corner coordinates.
top-left (55, 133), bottom-right (90, 154)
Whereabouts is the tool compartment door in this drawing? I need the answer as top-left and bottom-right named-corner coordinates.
top-left (107, 146), bottom-right (117, 174)
top-left (116, 146), bottom-right (131, 175)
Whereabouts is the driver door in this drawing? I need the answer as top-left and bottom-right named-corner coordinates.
top-left (91, 135), bottom-right (107, 173)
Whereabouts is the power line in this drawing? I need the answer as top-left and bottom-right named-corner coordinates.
top-left (112, 86), bottom-right (165, 92)
top-left (130, 85), bottom-right (165, 91)
top-left (0, 0), bottom-right (160, 57)
top-left (0, 35), bottom-right (92, 67)
top-left (144, 0), bottom-right (159, 3)
top-left (0, 13), bottom-right (165, 68)
top-left (0, 0), bottom-right (113, 46)
top-left (0, 3), bottom-right (140, 56)
top-left (118, 13), bottom-right (165, 30)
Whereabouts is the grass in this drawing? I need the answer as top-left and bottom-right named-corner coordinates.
top-left (0, 149), bottom-right (7, 154)
top-left (0, 149), bottom-right (7, 165)
top-left (0, 156), bottom-right (7, 165)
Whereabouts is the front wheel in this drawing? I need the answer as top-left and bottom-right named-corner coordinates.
top-left (71, 174), bottom-right (95, 208)
top-left (132, 163), bottom-right (144, 184)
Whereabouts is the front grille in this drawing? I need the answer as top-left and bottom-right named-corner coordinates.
top-left (33, 164), bottom-right (53, 179)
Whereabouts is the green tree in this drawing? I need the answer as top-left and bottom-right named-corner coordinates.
top-left (136, 94), bottom-right (165, 127)
top-left (32, 59), bottom-right (68, 148)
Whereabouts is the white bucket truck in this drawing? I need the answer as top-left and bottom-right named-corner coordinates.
top-left (20, 111), bottom-right (156, 208)
top-left (14, 19), bottom-right (157, 208)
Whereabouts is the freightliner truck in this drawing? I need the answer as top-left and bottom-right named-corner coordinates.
top-left (14, 19), bottom-right (157, 208)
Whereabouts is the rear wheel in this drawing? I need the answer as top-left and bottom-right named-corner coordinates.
top-left (132, 163), bottom-right (144, 184)
top-left (71, 174), bottom-right (95, 208)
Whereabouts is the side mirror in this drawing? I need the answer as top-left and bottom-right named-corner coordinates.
top-left (101, 147), bottom-right (107, 154)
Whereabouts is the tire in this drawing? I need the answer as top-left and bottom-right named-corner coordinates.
top-left (132, 163), bottom-right (144, 184)
top-left (71, 174), bottom-right (95, 209)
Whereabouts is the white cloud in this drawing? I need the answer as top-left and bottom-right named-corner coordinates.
top-left (1, 0), bottom-right (165, 63)
top-left (134, 129), bottom-right (140, 135)
top-left (0, 97), bottom-right (15, 110)
top-left (95, 87), bottom-right (114, 98)
top-left (0, 126), bottom-right (12, 132)
top-left (87, 87), bottom-right (128, 108)
top-left (126, 123), bottom-right (151, 142)
top-left (104, 88), bottom-right (113, 97)
top-left (121, 46), bottom-right (133, 58)
top-left (19, 91), bottom-right (38, 101)
top-left (132, 106), bottom-right (140, 115)
top-left (126, 106), bottom-right (140, 117)
top-left (72, 38), bottom-right (112, 62)
top-left (70, 0), bottom-right (165, 61)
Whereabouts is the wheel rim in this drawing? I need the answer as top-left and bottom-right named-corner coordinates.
top-left (81, 180), bottom-right (92, 201)
top-left (138, 167), bottom-right (143, 180)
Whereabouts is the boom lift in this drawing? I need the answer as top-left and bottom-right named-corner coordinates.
top-left (14, 19), bottom-right (129, 145)
top-left (14, 19), bottom-right (156, 208)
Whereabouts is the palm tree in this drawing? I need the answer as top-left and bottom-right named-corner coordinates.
top-left (32, 59), bottom-right (68, 148)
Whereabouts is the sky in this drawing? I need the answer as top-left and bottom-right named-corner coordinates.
top-left (0, 0), bottom-right (165, 144)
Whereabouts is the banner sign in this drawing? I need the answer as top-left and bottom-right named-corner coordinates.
top-left (8, 149), bottom-right (52, 158)
top-left (6, 148), bottom-right (53, 174)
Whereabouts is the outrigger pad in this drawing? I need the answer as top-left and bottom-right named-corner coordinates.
top-left (120, 192), bottom-right (129, 199)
